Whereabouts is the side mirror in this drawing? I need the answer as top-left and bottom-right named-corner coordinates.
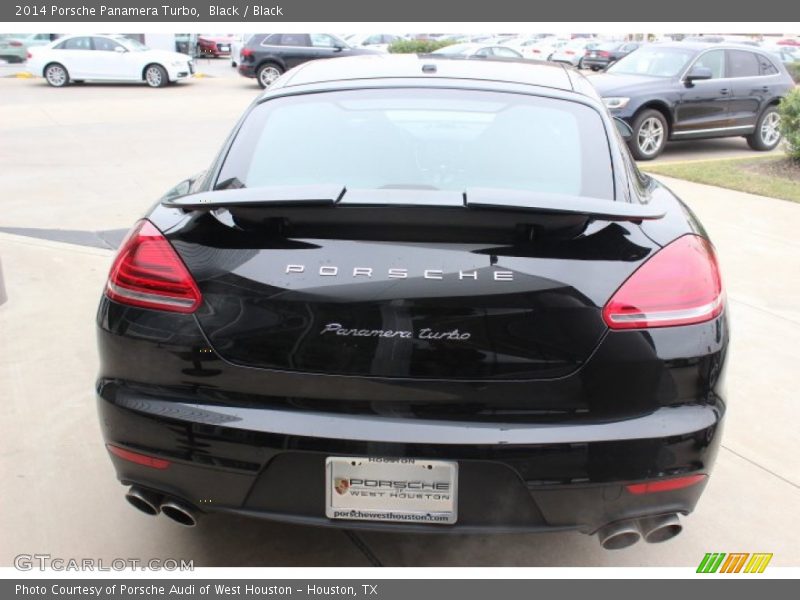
top-left (333, 43), bottom-right (345, 52)
top-left (614, 117), bottom-right (633, 141)
top-left (684, 65), bottom-right (713, 85)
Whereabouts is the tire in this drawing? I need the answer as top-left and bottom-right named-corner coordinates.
top-left (590, 66), bottom-right (600, 71)
top-left (746, 106), bottom-right (782, 151)
top-left (144, 64), bottom-right (168, 88)
top-left (627, 109), bottom-right (669, 161)
top-left (256, 62), bottom-right (283, 89)
top-left (578, 57), bottom-right (585, 69)
top-left (44, 62), bottom-right (69, 87)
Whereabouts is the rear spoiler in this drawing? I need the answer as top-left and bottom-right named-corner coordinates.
top-left (162, 185), bottom-right (665, 222)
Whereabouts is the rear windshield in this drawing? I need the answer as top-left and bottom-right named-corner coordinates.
top-left (217, 88), bottom-right (614, 200)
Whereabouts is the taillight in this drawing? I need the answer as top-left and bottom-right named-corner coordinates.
top-left (107, 444), bottom-right (171, 469)
top-left (105, 219), bottom-right (201, 313)
top-left (626, 474), bottom-right (706, 495)
top-left (603, 235), bottom-right (723, 329)
top-left (241, 47), bottom-right (253, 57)
top-left (565, 50), bottom-right (575, 55)
top-left (9, 40), bottom-right (23, 47)
top-left (27, 52), bottom-right (32, 59)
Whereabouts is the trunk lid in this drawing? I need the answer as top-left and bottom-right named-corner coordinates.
top-left (165, 189), bottom-right (659, 380)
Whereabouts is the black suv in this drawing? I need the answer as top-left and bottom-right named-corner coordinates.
top-left (591, 42), bottom-right (794, 159)
top-left (238, 33), bottom-right (381, 87)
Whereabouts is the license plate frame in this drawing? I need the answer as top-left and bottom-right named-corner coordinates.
top-left (325, 457), bottom-right (458, 525)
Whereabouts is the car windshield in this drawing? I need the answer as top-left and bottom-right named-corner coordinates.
top-left (120, 38), bottom-right (149, 51)
top-left (608, 46), bottom-right (695, 77)
top-left (217, 88), bottom-right (614, 200)
top-left (432, 44), bottom-right (473, 55)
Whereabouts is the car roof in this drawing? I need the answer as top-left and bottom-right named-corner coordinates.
top-left (271, 54), bottom-right (577, 94)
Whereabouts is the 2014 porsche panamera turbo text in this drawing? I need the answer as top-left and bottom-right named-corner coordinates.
top-left (96, 55), bottom-right (728, 549)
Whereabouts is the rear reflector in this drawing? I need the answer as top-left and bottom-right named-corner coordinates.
top-left (107, 444), bottom-right (171, 469)
top-left (626, 474), bottom-right (706, 495)
top-left (105, 220), bottom-right (201, 313)
top-left (603, 234), bottom-right (723, 329)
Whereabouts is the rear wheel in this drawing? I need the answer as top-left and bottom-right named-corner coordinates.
top-left (44, 63), bottom-right (69, 87)
top-left (746, 106), bottom-right (781, 151)
top-left (629, 109), bottom-right (668, 160)
top-left (144, 64), bottom-right (168, 88)
top-left (257, 63), bottom-right (283, 88)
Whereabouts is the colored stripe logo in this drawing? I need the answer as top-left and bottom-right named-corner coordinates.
top-left (697, 553), bottom-right (773, 573)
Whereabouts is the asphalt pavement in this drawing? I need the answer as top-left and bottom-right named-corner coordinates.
top-left (0, 61), bottom-right (798, 568)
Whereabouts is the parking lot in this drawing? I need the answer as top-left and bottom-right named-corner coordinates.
top-left (1, 61), bottom-right (799, 567)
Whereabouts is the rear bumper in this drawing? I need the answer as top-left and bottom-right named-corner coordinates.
top-left (238, 63), bottom-right (256, 78)
top-left (97, 380), bottom-right (723, 534)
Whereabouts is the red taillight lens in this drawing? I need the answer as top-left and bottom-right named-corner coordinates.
top-left (599, 50), bottom-right (610, 57)
top-left (566, 50), bottom-right (575, 55)
top-left (603, 235), bottom-right (723, 330)
top-left (105, 220), bottom-right (201, 313)
top-left (107, 444), bottom-right (171, 469)
top-left (241, 47), bottom-right (253, 57)
top-left (626, 474), bottom-right (706, 495)
top-left (9, 40), bottom-right (23, 47)
top-left (27, 51), bottom-right (32, 59)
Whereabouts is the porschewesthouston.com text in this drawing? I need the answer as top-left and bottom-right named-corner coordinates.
top-left (14, 4), bottom-right (284, 18)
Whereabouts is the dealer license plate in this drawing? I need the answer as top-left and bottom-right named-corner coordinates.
top-left (325, 457), bottom-right (458, 525)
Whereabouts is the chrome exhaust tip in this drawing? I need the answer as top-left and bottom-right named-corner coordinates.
top-left (160, 499), bottom-right (198, 527)
top-left (125, 486), bottom-right (162, 516)
top-left (639, 514), bottom-right (682, 544)
top-left (596, 520), bottom-right (642, 550)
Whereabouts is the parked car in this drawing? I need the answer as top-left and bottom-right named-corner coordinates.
top-left (238, 33), bottom-right (381, 88)
top-left (550, 39), bottom-right (600, 67)
top-left (344, 33), bottom-right (404, 52)
top-left (516, 38), bottom-right (570, 61)
top-left (98, 54), bottom-right (727, 550)
top-left (583, 41), bottom-right (643, 71)
top-left (197, 33), bottom-right (234, 57)
top-left (431, 43), bottom-right (523, 59)
top-left (0, 34), bottom-right (28, 63)
top-left (591, 42), bottom-right (794, 159)
top-left (28, 35), bottom-right (194, 88)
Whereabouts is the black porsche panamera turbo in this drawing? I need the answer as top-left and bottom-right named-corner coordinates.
top-left (96, 55), bottom-right (727, 550)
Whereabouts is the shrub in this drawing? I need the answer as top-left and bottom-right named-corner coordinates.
top-left (779, 86), bottom-right (800, 160)
top-left (388, 39), bottom-right (457, 54)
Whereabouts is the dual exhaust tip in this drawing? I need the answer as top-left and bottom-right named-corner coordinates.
top-left (597, 514), bottom-right (682, 550)
top-left (124, 486), bottom-right (198, 527)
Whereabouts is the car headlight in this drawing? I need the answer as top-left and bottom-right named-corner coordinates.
top-left (603, 97), bottom-right (631, 110)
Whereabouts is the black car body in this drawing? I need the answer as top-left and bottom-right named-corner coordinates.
top-left (237, 33), bottom-right (380, 88)
top-left (97, 55), bottom-right (728, 550)
top-left (592, 43), bottom-right (794, 159)
top-left (582, 41), bottom-right (642, 71)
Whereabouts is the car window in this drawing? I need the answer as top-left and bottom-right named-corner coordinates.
top-left (693, 49), bottom-right (725, 78)
top-left (278, 34), bottom-right (310, 47)
top-left (757, 54), bottom-right (780, 75)
top-left (310, 34), bottom-right (338, 48)
top-left (217, 88), bottom-right (615, 201)
top-left (58, 37), bottom-right (92, 50)
top-left (494, 47), bottom-right (521, 58)
top-left (93, 37), bottom-right (124, 52)
top-left (608, 46), bottom-right (695, 77)
top-left (727, 50), bottom-right (760, 77)
top-left (474, 47), bottom-right (492, 57)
